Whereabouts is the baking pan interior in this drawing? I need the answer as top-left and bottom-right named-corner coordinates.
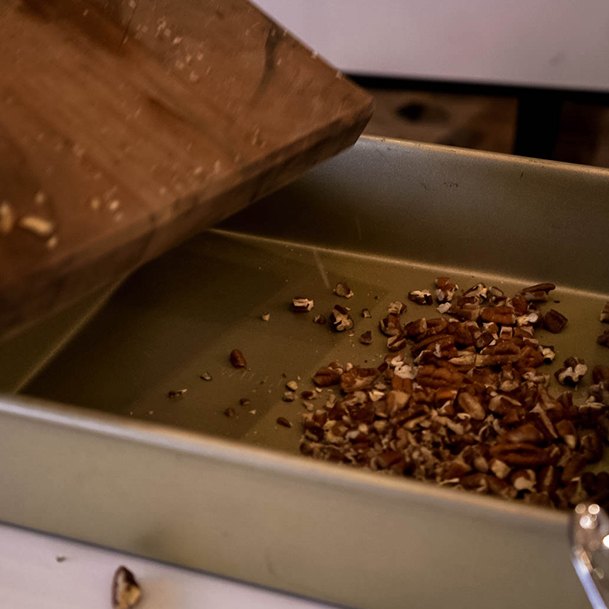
top-left (4, 136), bottom-right (609, 458)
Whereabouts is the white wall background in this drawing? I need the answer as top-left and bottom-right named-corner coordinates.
top-left (254, 0), bottom-right (609, 91)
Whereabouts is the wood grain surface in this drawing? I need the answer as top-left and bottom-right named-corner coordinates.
top-left (0, 0), bottom-right (372, 337)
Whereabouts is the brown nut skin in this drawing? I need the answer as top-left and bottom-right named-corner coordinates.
top-left (312, 367), bottom-right (341, 387)
top-left (542, 309), bottom-right (568, 333)
top-left (598, 330), bottom-right (609, 348)
top-left (489, 443), bottom-right (553, 467)
top-left (229, 349), bottom-right (247, 368)
top-left (480, 306), bottom-right (516, 326)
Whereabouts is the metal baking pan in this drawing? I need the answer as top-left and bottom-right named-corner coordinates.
top-left (1, 136), bottom-right (608, 609)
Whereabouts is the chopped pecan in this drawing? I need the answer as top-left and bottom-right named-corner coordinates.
top-left (554, 357), bottom-right (587, 386)
top-left (435, 277), bottom-right (458, 303)
top-left (598, 330), bottom-right (609, 348)
top-left (404, 317), bottom-right (428, 339)
top-left (340, 367), bottom-right (379, 393)
top-left (292, 297), bottom-right (314, 312)
top-left (387, 334), bottom-right (407, 352)
top-left (359, 330), bottom-right (373, 345)
top-left (542, 309), bottom-right (568, 333)
top-left (457, 391), bottom-right (486, 420)
top-left (333, 282), bottom-right (354, 299)
top-left (480, 305), bottom-right (516, 326)
top-left (601, 302), bottom-right (609, 323)
top-left (408, 290), bottom-right (433, 305)
top-left (379, 313), bottom-right (402, 336)
top-left (329, 304), bottom-right (353, 332)
top-left (510, 469), bottom-right (537, 492)
top-left (229, 349), bottom-right (247, 368)
top-left (520, 282), bottom-right (555, 302)
top-left (489, 443), bottom-right (552, 467)
top-left (387, 301), bottom-right (407, 315)
top-left (501, 423), bottom-right (545, 445)
top-left (312, 367), bottom-right (341, 387)
top-left (592, 365), bottom-right (609, 384)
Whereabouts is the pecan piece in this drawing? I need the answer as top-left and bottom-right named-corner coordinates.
top-left (489, 443), bottom-right (552, 467)
top-left (601, 302), bottom-right (609, 323)
top-left (457, 392), bottom-right (486, 421)
top-left (480, 305), bottom-right (516, 326)
top-left (404, 317), bottom-right (427, 339)
top-left (520, 282), bottom-right (556, 302)
top-left (329, 304), bottom-right (353, 332)
top-left (229, 349), bottom-right (247, 368)
top-left (379, 313), bottom-right (402, 336)
top-left (359, 330), bottom-right (373, 345)
top-left (592, 365), bottom-right (609, 384)
top-left (312, 367), bottom-right (341, 387)
top-left (292, 297), bottom-right (314, 312)
top-left (333, 282), bottom-right (354, 299)
top-left (554, 357), bottom-right (587, 386)
top-left (387, 334), bottom-right (407, 352)
top-left (542, 309), bottom-right (568, 333)
top-left (501, 423), bottom-right (545, 445)
top-left (408, 290), bottom-right (433, 305)
top-left (340, 367), bottom-right (379, 393)
top-left (598, 330), bottom-right (609, 348)
top-left (112, 566), bottom-right (142, 609)
top-left (435, 277), bottom-right (458, 303)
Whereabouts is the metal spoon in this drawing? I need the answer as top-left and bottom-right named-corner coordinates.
top-left (571, 503), bottom-right (609, 609)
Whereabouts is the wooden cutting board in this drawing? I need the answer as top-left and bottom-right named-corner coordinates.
top-left (0, 0), bottom-right (373, 337)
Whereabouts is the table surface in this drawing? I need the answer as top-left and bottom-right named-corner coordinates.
top-left (0, 523), bottom-right (333, 609)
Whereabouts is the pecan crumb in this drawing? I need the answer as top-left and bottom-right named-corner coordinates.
top-left (229, 349), bottom-right (247, 368)
top-left (333, 282), bottom-right (354, 299)
top-left (261, 312), bottom-right (271, 321)
top-left (601, 302), bottom-right (609, 323)
top-left (200, 372), bottom-right (212, 381)
top-left (555, 358), bottom-right (588, 386)
top-left (359, 330), bottom-right (373, 345)
top-left (361, 308), bottom-right (372, 318)
top-left (329, 304), bottom-right (354, 332)
top-left (313, 314), bottom-right (327, 325)
top-left (276, 416), bottom-right (292, 428)
top-left (408, 290), bottom-right (433, 305)
top-left (542, 309), bottom-right (568, 333)
top-left (223, 407), bottom-right (236, 418)
top-left (167, 389), bottom-right (187, 399)
top-left (0, 201), bottom-right (14, 234)
top-left (112, 566), bottom-right (142, 609)
top-left (597, 330), bottom-right (609, 348)
top-left (292, 297), bottom-right (314, 312)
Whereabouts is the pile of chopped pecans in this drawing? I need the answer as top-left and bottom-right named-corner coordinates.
top-left (299, 279), bottom-right (609, 510)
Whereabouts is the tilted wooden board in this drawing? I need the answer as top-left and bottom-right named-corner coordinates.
top-left (0, 0), bottom-right (373, 337)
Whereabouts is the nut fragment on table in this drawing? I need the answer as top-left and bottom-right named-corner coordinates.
top-left (112, 566), bottom-right (142, 609)
top-left (601, 302), bottom-right (609, 323)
